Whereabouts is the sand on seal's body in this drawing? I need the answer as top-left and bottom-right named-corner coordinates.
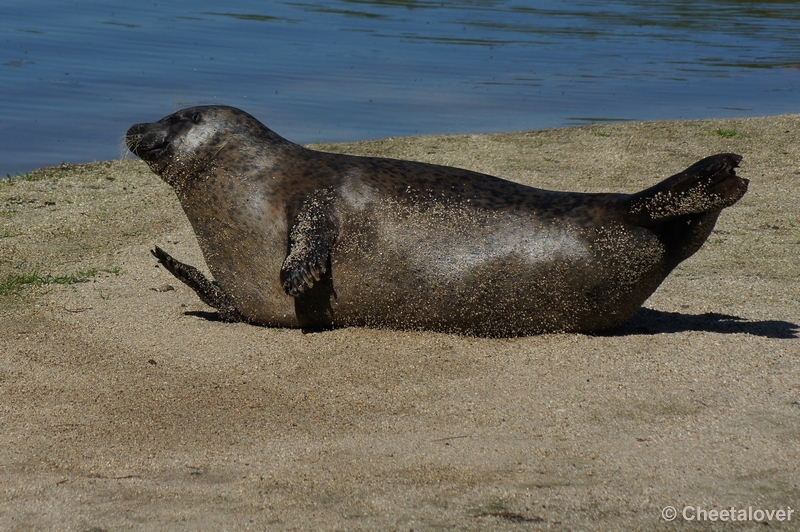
top-left (127, 105), bottom-right (747, 336)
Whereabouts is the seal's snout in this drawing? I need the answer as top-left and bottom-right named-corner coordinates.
top-left (126, 122), bottom-right (169, 161)
top-left (125, 123), bottom-right (144, 154)
top-left (126, 123), bottom-right (147, 136)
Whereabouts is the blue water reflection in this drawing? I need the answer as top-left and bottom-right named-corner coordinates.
top-left (1, 0), bottom-right (798, 175)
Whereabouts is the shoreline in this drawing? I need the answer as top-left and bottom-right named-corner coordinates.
top-left (1, 115), bottom-right (798, 530)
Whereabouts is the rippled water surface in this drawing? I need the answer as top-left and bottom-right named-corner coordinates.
top-left (2, 0), bottom-right (800, 175)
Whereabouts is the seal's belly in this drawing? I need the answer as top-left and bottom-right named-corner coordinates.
top-left (192, 218), bottom-right (298, 327)
top-left (328, 203), bottom-right (667, 335)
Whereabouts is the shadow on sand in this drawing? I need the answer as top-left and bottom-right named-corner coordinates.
top-left (603, 308), bottom-right (799, 339)
top-left (185, 308), bottom-right (799, 340)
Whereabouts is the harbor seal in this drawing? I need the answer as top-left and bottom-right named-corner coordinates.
top-left (126, 105), bottom-right (748, 336)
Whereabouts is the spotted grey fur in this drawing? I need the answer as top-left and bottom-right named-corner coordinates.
top-left (126, 105), bottom-right (748, 336)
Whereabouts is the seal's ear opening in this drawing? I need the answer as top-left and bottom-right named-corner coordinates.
top-left (191, 111), bottom-right (203, 124)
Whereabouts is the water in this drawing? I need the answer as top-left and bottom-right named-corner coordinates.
top-left (2, 0), bottom-right (800, 176)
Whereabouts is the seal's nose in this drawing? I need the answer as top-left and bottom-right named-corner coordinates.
top-left (125, 122), bottom-right (166, 158)
top-left (126, 123), bottom-right (148, 140)
top-left (125, 123), bottom-right (145, 153)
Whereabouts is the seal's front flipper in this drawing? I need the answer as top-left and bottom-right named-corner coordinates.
top-left (625, 153), bottom-right (748, 226)
top-left (151, 246), bottom-right (246, 322)
top-left (281, 191), bottom-right (339, 297)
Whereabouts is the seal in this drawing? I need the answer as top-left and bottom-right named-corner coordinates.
top-left (126, 105), bottom-right (748, 336)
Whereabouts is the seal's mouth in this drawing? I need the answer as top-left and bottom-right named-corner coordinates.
top-left (129, 138), bottom-right (169, 159)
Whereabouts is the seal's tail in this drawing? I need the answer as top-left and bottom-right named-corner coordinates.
top-left (624, 153), bottom-right (748, 226)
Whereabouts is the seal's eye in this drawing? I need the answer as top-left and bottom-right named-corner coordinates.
top-left (191, 112), bottom-right (202, 124)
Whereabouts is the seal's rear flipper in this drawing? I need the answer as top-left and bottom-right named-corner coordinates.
top-left (151, 246), bottom-right (246, 323)
top-left (625, 153), bottom-right (748, 226)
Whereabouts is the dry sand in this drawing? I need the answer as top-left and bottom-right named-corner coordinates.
top-left (1, 116), bottom-right (798, 530)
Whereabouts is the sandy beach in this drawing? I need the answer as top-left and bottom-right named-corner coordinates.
top-left (1, 116), bottom-right (798, 530)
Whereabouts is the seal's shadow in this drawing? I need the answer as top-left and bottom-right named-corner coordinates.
top-left (185, 308), bottom-right (799, 339)
top-left (601, 308), bottom-right (799, 339)
top-left (184, 310), bottom-right (232, 323)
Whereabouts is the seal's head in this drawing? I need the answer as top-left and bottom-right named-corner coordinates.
top-left (126, 105), bottom-right (286, 190)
